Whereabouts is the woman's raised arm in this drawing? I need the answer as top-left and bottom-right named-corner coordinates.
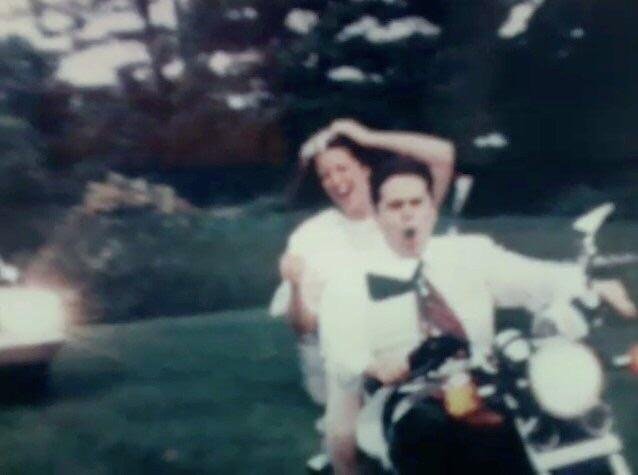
top-left (328, 119), bottom-right (455, 208)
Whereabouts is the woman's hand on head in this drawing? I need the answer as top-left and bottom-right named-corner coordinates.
top-left (329, 118), bottom-right (372, 145)
top-left (279, 253), bottom-right (305, 285)
top-left (299, 119), bottom-right (372, 163)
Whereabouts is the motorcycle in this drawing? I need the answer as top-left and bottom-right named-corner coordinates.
top-left (356, 202), bottom-right (638, 474)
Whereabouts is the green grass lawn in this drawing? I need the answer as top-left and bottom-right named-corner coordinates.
top-left (0, 215), bottom-right (636, 474)
top-left (0, 308), bottom-right (636, 474)
top-left (0, 309), bottom-right (320, 474)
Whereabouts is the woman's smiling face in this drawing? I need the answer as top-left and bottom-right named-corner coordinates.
top-left (314, 147), bottom-right (372, 220)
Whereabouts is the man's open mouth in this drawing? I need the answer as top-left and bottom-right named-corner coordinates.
top-left (403, 227), bottom-right (416, 239)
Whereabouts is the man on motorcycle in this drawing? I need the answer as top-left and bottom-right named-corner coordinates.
top-left (318, 158), bottom-right (636, 474)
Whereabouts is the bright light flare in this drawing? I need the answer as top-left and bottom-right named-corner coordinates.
top-left (529, 340), bottom-right (603, 419)
top-left (0, 288), bottom-right (66, 342)
top-left (629, 344), bottom-right (638, 375)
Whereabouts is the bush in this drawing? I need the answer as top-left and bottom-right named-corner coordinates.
top-left (26, 202), bottom-right (310, 323)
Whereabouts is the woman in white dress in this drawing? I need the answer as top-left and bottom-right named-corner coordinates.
top-left (270, 118), bottom-right (456, 406)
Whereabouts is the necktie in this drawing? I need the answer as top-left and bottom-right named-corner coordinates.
top-left (367, 261), bottom-right (467, 340)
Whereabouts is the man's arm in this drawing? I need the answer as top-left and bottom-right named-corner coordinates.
top-left (590, 279), bottom-right (637, 318)
top-left (482, 240), bottom-right (587, 312)
top-left (328, 119), bottom-right (455, 208)
top-left (483, 238), bottom-right (637, 318)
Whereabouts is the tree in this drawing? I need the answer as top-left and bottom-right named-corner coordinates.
top-left (277, 0), bottom-right (638, 214)
top-left (0, 39), bottom-right (51, 202)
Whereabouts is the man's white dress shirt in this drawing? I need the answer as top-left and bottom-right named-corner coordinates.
top-left (319, 234), bottom-right (590, 380)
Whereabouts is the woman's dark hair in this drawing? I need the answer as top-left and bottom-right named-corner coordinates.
top-left (290, 134), bottom-right (403, 206)
top-left (370, 158), bottom-right (433, 206)
top-left (323, 135), bottom-right (370, 166)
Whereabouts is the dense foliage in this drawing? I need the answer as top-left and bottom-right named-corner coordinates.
top-left (0, 1), bottom-right (636, 322)
top-left (0, 0), bottom-right (636, 212)
top-left (26, 198), bottom-right (307, 322)
top-left (0, 39), bottom-right (50, 202)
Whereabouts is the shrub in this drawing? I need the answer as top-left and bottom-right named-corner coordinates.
top-left (26, 201), bottom-right (310, 323)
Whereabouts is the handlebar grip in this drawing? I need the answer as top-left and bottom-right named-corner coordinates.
top-left (408, 336), bottom-right (468, 371)
top-left (363, 377), bottom-right (383, 395)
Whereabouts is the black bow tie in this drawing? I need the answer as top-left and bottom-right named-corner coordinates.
top-left (367, 261), bottom-right (428, 301)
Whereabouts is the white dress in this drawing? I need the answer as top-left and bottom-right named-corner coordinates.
top-left (269, 208), bottom-right (384, 404)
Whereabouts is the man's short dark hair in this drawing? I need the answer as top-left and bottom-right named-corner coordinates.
top-left (370, 158), bottom-right (433, 206)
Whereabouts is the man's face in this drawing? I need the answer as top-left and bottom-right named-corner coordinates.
top-left (375, 174), bottom-right (437, 258)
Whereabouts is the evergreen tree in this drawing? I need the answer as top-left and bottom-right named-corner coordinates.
top-left (0, 39), bottom-right (50, 203)
top-left (278, 1), bottom-right (443, 148)
top-left (278, 0), bottom-right (638, 214)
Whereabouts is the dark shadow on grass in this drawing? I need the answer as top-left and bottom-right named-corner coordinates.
top-left (0, 363), bottom-right (52, 406)
top-left (48, 367), bottom-right (127, 403)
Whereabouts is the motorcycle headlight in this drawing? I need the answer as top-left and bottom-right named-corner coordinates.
top-left (495, 329), bottom-right (531, 364)
top-left (529, 340), bottom-right (603, 419)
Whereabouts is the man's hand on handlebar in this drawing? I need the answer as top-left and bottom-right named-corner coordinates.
top-left (591, 278), bottom-right (638, 319)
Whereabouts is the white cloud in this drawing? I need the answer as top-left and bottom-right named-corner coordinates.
top-left (284, 9), bottom-right (319, 35)
top-left (570, 28), bottom-right (585, 39)
top-left (39, 8), bottom-right (75, 34)
top-left (0, 0), bottom-right (30, 17)
top-left (498, 0), bottom-right (545, 39)
top-left (337, 16), bottom-right (377, 42)
top-left (132, 65), bottom-right (152, 82)
top-left (226, 7), bottom-right (258, 21)
top-left (207, 50), bottom-right (262, 76)
top-left (103, 0), bottom-right (132, 11)
top-left (473, 132), bottom-right (509, 149)
top-left (337, 15), bottom-right (440, 43)
top-left (0, 16), bottom-right (72, 52)
top-left (56, 40), bottom-right (150, 88)
top-left (327, 66), bottom-right (383, 84)
top-left (150, 0), bottom-right (177, 29)
top-left (225, 91), bottom-right (270, 110)
top-left (75, 10), bottom-right (145, 42)
top-left (328, 66), bottom-right (366, 82)
top-left (40, 0), bottom-right (82, 5)
top-left (162, 58), bottom-right (184, 80)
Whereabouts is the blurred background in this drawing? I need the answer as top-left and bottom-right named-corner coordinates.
top-left (0, 1), bottom-right (637, 473)
top-left (0, 0), bottom-right (636, 322)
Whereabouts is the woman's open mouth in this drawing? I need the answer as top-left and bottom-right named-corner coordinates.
top-left (334, 184), bottom-right (353, 203)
